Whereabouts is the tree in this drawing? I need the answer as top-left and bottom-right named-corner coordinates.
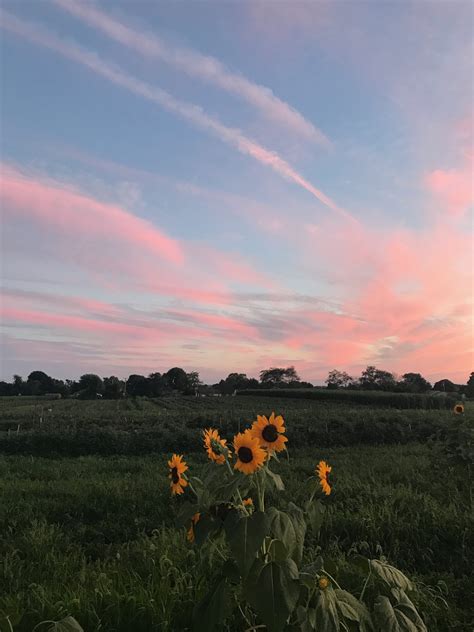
top-left (0, 381), bottom-right (14, 396)
top-left (359, 366), bottom-right (396, 391)
top-left (12, 374), bottom-right (24, 395)
top-left (126, 374), bottom-right (149, 397)
top-left (147, 372), bottom-right (165, 397)
top-left (398, 372), bottom-right (431, 393)
top-left (433, 378), bottom-right (458, 393)
top-left (27, 370), bottom-right (54, 395)
top-left (466, 372), bottom-right (474, 398)
top-left (103, 376), bottom-right (125, 399)
top-left (186, 371), bottom-right (202, 393)
top-left (78, 374), bottom-right (104, 398)
top-left (325, 369), bottom-right (353, 389)
top-left (259, 366), bottom-right (300, 387)
top-left (215, 373), bottom-right (259, 394)
top-left (163, 367), bottom-right (189, 392)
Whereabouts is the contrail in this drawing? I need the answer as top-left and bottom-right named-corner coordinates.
top-left (53, 0), bottom-right (330, 147)
top-left (0, 10), bottom-right (355, 221)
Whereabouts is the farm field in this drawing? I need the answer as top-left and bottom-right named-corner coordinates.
top-left (0, 395), bottom-right (472, 631)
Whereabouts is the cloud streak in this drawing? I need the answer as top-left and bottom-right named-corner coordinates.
top-left (1, 163), bottom-right (184, 264)
top-left (53, 0), bottom-right (329, 147)
top-left (0, 9), bottom-right (353, 221)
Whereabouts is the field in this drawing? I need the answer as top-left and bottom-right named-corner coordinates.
top-left (0, 395), bottom-right (472, 631)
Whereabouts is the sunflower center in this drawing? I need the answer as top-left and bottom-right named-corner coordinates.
top-left (262, 424), bottom-right (279, 442)
top-left (238, 446), bottom-right (254, 463)
top-left (171, 467), bottom-right (180, 484)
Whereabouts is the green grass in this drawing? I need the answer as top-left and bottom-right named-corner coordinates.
top-left (1, 443), bottom-right (472, 631)
top-left (0, 396), bottom-right (472, 630)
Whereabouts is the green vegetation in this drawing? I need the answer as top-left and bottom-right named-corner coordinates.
top-left (0, 396), bottom-right (472, 630)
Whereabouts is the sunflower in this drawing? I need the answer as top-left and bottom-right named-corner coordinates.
top-left (318, 577), bottom-right (330, 590)
top-left (203, 428), bottom-right (228, 464)
top-left (187, 512), bottom-right (200, 543)
top-left (454, 403), bottom-right (465, 415)
top-left (168, 454), bottom-right (188, 495)
top-left (251, 412), bottom-right (288, 452)
top-left (317, 460), bottom-right (332, 496)
top-left (233, 430), bottom-right (267, 475)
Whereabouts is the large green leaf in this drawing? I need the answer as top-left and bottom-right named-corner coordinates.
top-left (250, 561), bottom-right (300, 632)
top-left (390, 589), bottom-right (427, 632)
top-left (268, 507), bottom-right (296, 560)
top-left (267, 538), bottom-right (289, 562)
top-left (175, 501), bottom-right (200, 528)
top-left (193, 513), bottom-right (220, 546)
top-left (287, 502), bottom-right (307, 565)
top-left (305, 499), bottom-right (326, 533)
top-left (334, 589), bottom-right (374, 631)
top-left (370, 560), bottom-right (412, 592)
top-left (373, 596), bottom-right (420, 632)
top-left (224, 510), bottom-right (269, 576)
top-left (266, 468), bottom-right (285, 491)
top-left (315, 587), bottom-right (341, 632)
top-left (47, 618), bottom-right (84, 632)
top-left (192, 578), bottom-right (232, 632)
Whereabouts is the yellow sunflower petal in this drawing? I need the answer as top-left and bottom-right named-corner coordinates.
top-left (233, 430), bottom-right (266, 475)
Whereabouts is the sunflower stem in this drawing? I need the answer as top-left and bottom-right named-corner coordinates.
top-left (185, 477), bottom-right (199, 499)
top-left (359, 565), bottom-right (372, 601)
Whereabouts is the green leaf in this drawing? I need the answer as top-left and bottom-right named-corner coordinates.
top-left (268, 507), bottom-right (297, 560)
top-left (221, 559), bottom-right (241, 584)
top-left (314, 587), bottom-right (341, 632)
top-left (250, 561), bottom-right (300, 632)
top-left (296, 605), bottom-right (316, 632)
top-left (267, 538), bottom-right (289, 562)
top-left (373, 596), bottom-right (420, 632)
top-left (334, 589), bottom-right (374, 631)
top-left (370, 560), bottom-right (412, 592)
top-left (175, 501), bottom-right (200, 528)
top-left (224, 510), bottom-right (269, 576)
top-left (47, 618), bottom-right (84, 632)
top-left (301, 556), bottom-right (324, 576)
top-left (390, 589), bottom-right (427, 632)
top-left (350, 555), bottom-right (370, 574)
top-left (305, 499), bottom-right (326, 533)
top-left (287, 502), bottom-right (307, 565)
top-left (266, 468), bottom-right (285, 491)
top-left (214, 475), bottom-right (247, 502)
top-left (193, 513), bottom-right (219, 546)
top-left (192, 578), bottom-right (232, 632)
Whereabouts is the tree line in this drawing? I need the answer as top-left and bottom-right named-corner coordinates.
top-left (0, 366), bottom-right (472, 399)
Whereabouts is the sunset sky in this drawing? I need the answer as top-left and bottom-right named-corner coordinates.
top-left (1, 0), bottom-right (473, 384)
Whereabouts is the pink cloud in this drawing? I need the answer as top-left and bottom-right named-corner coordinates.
top-left (1, 164), bottom-right (183, 264)
top-left (425, 158), bottom-right (473, 216)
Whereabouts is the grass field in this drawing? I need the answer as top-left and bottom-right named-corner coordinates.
top-left (0, 395), bottom-right (472, 631)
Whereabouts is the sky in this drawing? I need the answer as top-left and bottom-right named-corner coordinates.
top-left (0, 0), bottom-right (473, 384)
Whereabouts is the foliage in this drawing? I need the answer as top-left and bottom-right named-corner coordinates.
top-left (0, 438), bottom-right (472, 631)
top-left (465, 372), bottom-right (474, 398)
top-left (239, 388), bottom-right (455, 409)
top-left (167, 418), bottom-right (434, 632)
top-left (398, 373), bottom-right (432, 393)
top-left (260, 366), bottom-right (301, 386)
top-left (325, 370), bottom-right (354, 389)
top-left (215, 373), bottom-right (259, 394)
top-left (0, 395), bottom-right (464, 457)
top-left (359, 366), bottom-right (397, 391)
top-left (433, 379), bottom-right (459, 393)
